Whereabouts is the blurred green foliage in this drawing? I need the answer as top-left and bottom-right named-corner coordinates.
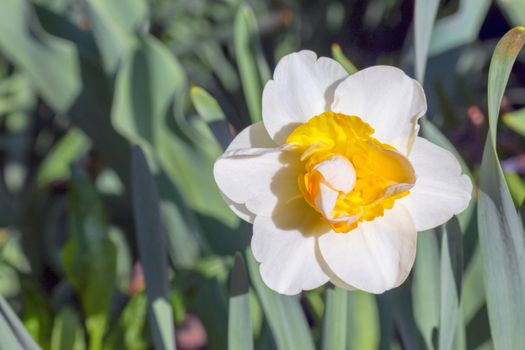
top-left (0, 0), bottom-right (524, 349)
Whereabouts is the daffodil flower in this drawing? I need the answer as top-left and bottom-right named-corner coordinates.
top-left (214, 51), bottom-right (472, 295)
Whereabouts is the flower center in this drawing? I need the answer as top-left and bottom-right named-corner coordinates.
top-left (286, 112), bottom-right (416, 233)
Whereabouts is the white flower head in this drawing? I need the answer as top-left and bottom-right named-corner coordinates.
top-left (214, 51), bottom-right (472, 295)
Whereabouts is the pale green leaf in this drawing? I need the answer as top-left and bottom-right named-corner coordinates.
top-left (234, 5), bottom-right (269, 123)
top-left (246, 249), bottom-right (314, 350)
top-left (429, 0), bottom-right (491, 56)
top-left (412, 230), bottom-right (440, 350)
top-left (347, 291), bottom-right (379, 350)
top-left (414, 0), bottom-right (440, 82)
top-left (478, 26), bottom-right (525, 350)
top-left (0, 0), bottom-right (80, 112)
top-left (0, 296), bottom-right (40, 350)
top-left (228, 253), bottom-right (253, 350)
top-left (321, 287), bottom-right (347, 350)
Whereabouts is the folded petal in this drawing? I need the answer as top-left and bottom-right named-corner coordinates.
top-left (217, 122), bottom-right (278, 222)
top-left (331, 66), bottom-right (426, 155)
top-left (398, 137), bottom-right (472, 231)
top-left (214, 147), bottom-right (301, 218)
top-left (252, 198), bottom-right (330, 294)
top-left (318, 205), bottom-right (417, 294)
top-left (262, 51), bottom-right (348, 145)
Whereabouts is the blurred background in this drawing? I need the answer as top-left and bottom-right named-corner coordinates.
top-left (0, 0), bottom-right (524, 349)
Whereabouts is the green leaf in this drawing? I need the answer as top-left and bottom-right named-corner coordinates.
top-left (131, 146), bottom-right (176, 350)
top-left (190, 86), bottom-right (226, 124)
top-left (429, 0), bottom-right (491, 56)
top-left (330, 44), bottom-right (358, 75)
top-left (61, 167), bottom-right (117, 350)
top-left (503, 108), bottom-right (525, 136)
top-left (347, 291), bottom-right (379, 350)
top-left (487, 27), bottom-right (525, 144)
top-left (0, 0), bottom-right (80, 112)
top-left (112, 35), bottom-right (235, 227)
top-left (0, 296), bottom-right (40, 350)
top-left (105, 293), bottom-right (147, 350)
top-left (228, 253), bottom-right (253, 350)
top-left (234, 4), bottom-right (269, 123)
top-left (50, 308), bottom-right (86, 350)
top-left (478, 26), bottom-right (525, 350)
top-left (321, 287), bottom-right (347, 350)
top-left (37, 128), bottom-right (91, 188)
top-left (86, 0), bottom-right (148, 73)
top-left (504, 171), bottom-right (525, 207)
top-left (414, 0), bottom-right (440, 82)
top-left (461, 247), bottom-right (485, 324)
top-left (246, 249), bottom-right (314, 350)
top-left (412, 230), bottom-right (440, 350)
top-left (439, 219), bottom-right (463, 350)
top-left (160, 201), bottom-right (200, 269)
top-left (497, 0), bottom-right (525, 28)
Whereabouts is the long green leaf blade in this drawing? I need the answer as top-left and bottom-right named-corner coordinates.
top-left (246, 249), bottom-right (314, 350)
top-left (0, 296), bottom-right (40, 350)
top-left (478, 26), bottom-right (525, 350)
top-left (131, 146), bottom-right (176, 350)
top-left (228, 253), bottom-right (253, 350)
top-left (414, 0), bottom-right (440, 82)
top-left (234, 5), bottom-right (265, 123)
top-left (321, 287), bottom-right (347, 350)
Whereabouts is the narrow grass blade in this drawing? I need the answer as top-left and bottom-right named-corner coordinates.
top-left (478, 27), bottom-right (525, 350)
top-left (0, 296), bottom-right (40, 350)
top-left (439, 219), bottom-right (463, 350)
top-left (228, 253), bottom-right (253, 350)
top-left (131, 146), bottom-right (176, 350)
top-left (414, 0), bottom-right (440, 82)
top-left (234, 5), bottom-right (265, 123)
top-left (246, 249), bottom-right (314, 350)
top-left (321, 287), bottom-right (347, 350)
top-left (412, 230), bottom-right (440, 350)
top-left (331, 44), bottom-right (358, 74)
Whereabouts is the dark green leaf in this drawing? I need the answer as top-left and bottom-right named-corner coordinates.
top-left (131, 146), bottom-right (176, 350)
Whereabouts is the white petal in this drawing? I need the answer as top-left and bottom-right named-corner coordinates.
top-left (314, 155), bottom-right (356, 193)
top-left (398, 137), bottom-right (472, 231)
top-left (315, 242), bottom-right (357, 291)
top-left (227, 121), bottom-right (276, 151)
top-left (214, 148), bottom-right (301, 217)
top-left (318, 205), bottom-right (417, 294)
top-left (219, 191), bottom-right (255, 223)
top-left (316, 182), bottom-right (339, 219)
top-left (331, 66), bottom-right (427, 155)
top-left (217, 123), bottom-right (277, 222)
top-left (252, 199), bottom-right (330, 294)
top-left (262, 51), bottom-right (348, 145)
